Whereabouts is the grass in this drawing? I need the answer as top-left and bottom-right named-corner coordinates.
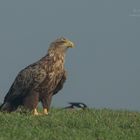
top-left (0, 108), bottom-right (140, 140)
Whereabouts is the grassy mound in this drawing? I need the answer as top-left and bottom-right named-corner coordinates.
top-left (0, 108), bottom-right (140, 140)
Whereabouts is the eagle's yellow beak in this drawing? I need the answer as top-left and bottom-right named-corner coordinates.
top-left (68, 41), bottom-right (75, 48)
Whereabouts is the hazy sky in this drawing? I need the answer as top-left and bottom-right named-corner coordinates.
top-left (0, 0), bottom-right (140, 111)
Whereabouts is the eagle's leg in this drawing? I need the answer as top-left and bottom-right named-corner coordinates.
top-left (23, 91), bottom-right (40, 115)
top-left (41, 98), bottom-right (49, 115)
top-left (41, 93), bottom-right (53, 115)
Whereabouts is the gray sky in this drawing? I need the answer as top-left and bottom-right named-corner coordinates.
top-left (0, 0), bottom-right (140, 111)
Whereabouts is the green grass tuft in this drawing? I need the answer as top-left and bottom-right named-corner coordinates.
top-left (0, 108), bottom-right (140, 140)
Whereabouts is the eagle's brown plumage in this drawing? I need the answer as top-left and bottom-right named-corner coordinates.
top-left (0, 37), bottom-right (74, 115)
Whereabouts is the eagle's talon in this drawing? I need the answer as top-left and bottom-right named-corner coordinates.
top-left (33, 108), bottom-right (41, 116)
top-left (43, 108), bottom-right (48, 115)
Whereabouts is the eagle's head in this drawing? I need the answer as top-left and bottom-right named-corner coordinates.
top-left (49, 37), bottom-right (74, 52)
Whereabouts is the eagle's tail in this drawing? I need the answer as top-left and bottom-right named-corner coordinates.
top-left (0, 102), bottom-right (12, 112)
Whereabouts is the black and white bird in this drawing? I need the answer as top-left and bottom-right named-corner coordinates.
top-left (65, 102), bottom-right (88, 110)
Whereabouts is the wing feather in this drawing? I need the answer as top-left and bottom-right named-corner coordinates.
top-left (4, 63), bottom-right (47, 102)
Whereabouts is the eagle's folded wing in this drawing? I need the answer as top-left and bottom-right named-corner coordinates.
top-left (4, 64), bottom-right (47, 102)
